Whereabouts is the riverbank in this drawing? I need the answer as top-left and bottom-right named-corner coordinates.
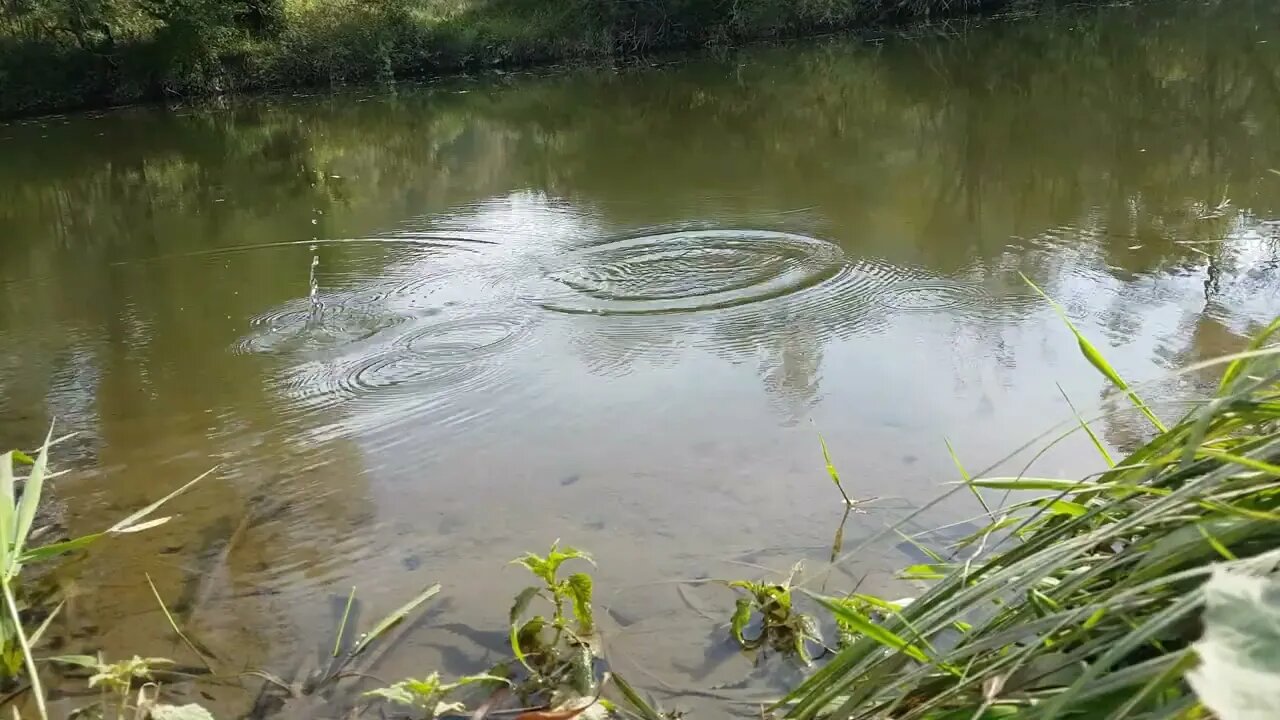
top-left (3, 0), bottom-right (1029, 117)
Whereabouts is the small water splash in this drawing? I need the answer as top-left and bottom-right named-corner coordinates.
top-left (306, 250), bottom-right (324, 328)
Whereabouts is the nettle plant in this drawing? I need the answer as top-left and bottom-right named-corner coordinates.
top-left (364, 672), bottom-right (509, 716)
top-left (508, 542), bottom-right (597, 694)
top-left (726, 562), bottom-right (821, 664)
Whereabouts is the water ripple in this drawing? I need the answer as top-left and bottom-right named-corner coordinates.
top-left (277, 313), bottom-right (535, 438)
top-left (877, 280), bottom-right (991, 313)
top-left (538, 230), bottom-right (845, 315)
top-left (233, 299), bottom-right (412, 355)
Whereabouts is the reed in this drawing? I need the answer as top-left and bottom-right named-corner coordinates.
top-left (779, 314), bottom-right (1280, 718)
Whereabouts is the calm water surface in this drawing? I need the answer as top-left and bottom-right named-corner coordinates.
top-left (3, 0), bottom-right (1280, 714)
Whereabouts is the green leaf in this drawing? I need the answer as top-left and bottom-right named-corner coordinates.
top-left (445, 673), bottom-right (510, 691)
top-left (849, 594), bottom-right (912, 614)
top-left (1188, 567), bottom-right (1280, 720)
top-left (43, 654), bottom-right (99, 669)
top-left (730, 596), bottom-right (753, 647)
top-left (809, 593), bottom-right (931, 664)
top-left (364, 684), bottom-right (418, 707)
top-left (567, 572), bottom-right (594, 634)
top-left (514, 553), bottom-right (551, 585)
top-left (513, 615), bottom-right (546, 668)
top-left (546, 544), bottom-right (593, 576)
top-left (510, 586), bottom-right (540, 625)
top-left (901, 564), bottom-right (951, 580)
top-left (1038, 499), bottom-right (1089, 517)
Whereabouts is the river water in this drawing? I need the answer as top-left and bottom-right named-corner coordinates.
top-left (2, 0), bottom-right (1279, 714)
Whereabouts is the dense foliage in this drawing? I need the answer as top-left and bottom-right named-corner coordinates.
top-left (0, 0), bottom-right (1000, 116)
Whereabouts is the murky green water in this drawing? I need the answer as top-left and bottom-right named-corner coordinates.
top-left (3, 0), bottom-right (1280, 714)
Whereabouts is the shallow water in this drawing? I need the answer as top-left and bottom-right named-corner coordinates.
top-left (2, 0), bottom-right (1280, 714)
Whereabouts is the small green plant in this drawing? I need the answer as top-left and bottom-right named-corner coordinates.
top-left (726, 562), bottom-right (820, 663)
top-left (88, 655), bottom-right (174, 717)
top-left (816, 430), bottom-right (854, 506)
top-left (512, 541), bottom-right (596, 634)
top-left (507, 543), bottom-right (598, 698)
top-left (364, 671), bottom-right (509, 716)
top-left (54, 654), bottom-right (213, 719)
top-left (367, 545), bottom-right (664, 720)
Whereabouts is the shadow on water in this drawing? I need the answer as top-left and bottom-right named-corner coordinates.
top-left (2, 0), bottom-right (1280, 715)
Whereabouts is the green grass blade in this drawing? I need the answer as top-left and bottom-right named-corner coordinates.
top-left (1196, 526), bottom-right (1238, 561)
top-left (1218, 315), bottom-right (1280, 394)
top-left (1037, 499), bottom-right (1089, 518)
top-left (0, 453), bottom-right (14, 577)
top-left (1103, 649), bottom-right (1197, 720)
top-left (108, 466), bottom-right (217, 534)
top-left (146, 573), bottom-right (216, 672)
top-left (1022, 274), bottom-right (1166, 432)
top-left (333, 586), bottom-right (356, 657)
top-left (27, 601), bottom-right (62, 649)
top-left (946, 438), bottom-right (992, 516)
top-left (830, 507), bottom-right (851, 563)
top-left (610, 672), bottom-right (664, 720)
top-left (12, 427), bottom-right (54, 577)
top-left (2, 581), bottom-right (47, 720)
top-left (964, 477), bottom-right (1094, 492)
top-left (893, 529), bottom-right (944, 563)
top-left (817, 430), bottom-right (853, 505)
top-left (20, 534), bottom-right (103, 564)
top-left (1058, 383), bottom-right (1115, 467)
top-left (351, 583), bottom-right (441, 657)
top-left (1195, 447), bottom-right (1280, 476)
top-left (807, 592), bottom-right (931, 664)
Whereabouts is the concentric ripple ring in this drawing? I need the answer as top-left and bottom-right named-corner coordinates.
top-left (539, 229), bottom-right (846, 315)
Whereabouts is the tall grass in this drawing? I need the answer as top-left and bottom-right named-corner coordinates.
top-left (780, 318), bottom-right (1280, 718)
top-left (0, 431), bottom-right (212, 720)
